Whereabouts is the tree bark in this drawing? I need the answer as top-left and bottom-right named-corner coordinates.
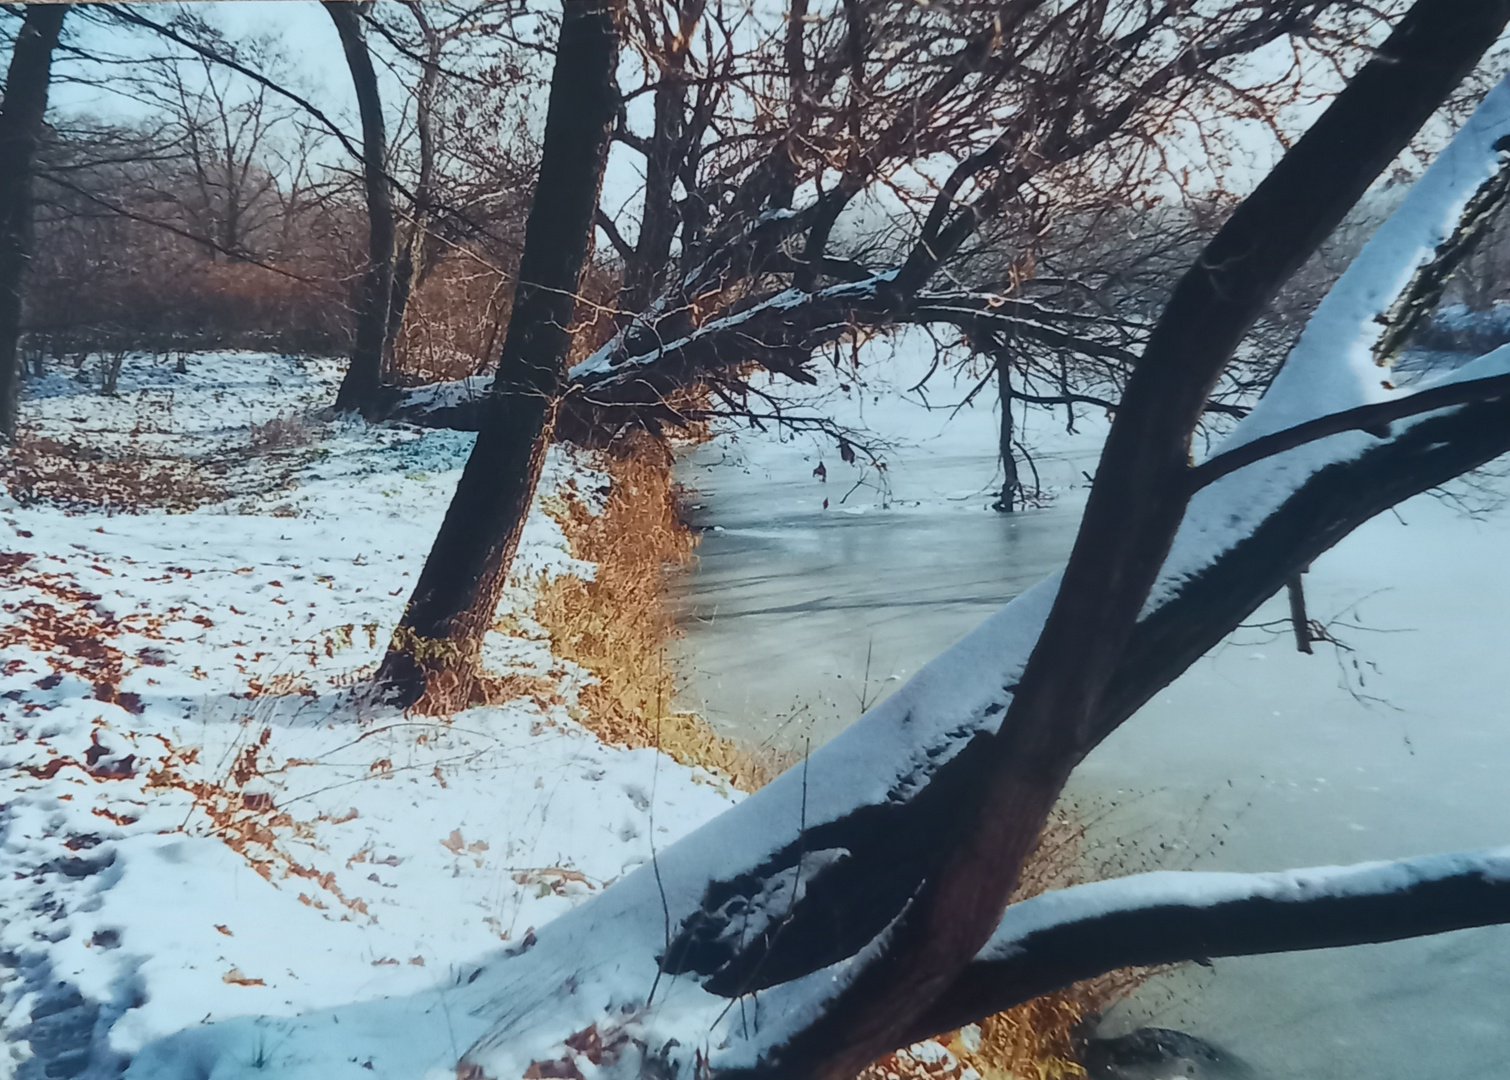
top-left (907, 849), bottom-right (1510, 1044)
top-left (327, 1), bottom-right (397, 416)
top-left (375, 0), bottom-right (622, 708)
top-left (1286, 571), bottom-right (1312, 654)
top-left (0, 4), bottom-right (66, 442)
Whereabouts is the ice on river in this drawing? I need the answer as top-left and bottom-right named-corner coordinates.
top-left (675, 335), bottom-right (1510, 1079)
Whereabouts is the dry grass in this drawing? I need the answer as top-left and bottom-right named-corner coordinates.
top-left (0, 433), bottom-right (225, 511)
top-left (533, 433), bottom-right (788, 791)
top-left (536, 436), bottom-right (1145, 1074)
top-left (248, 413), bottom-right (317, 454)
top-left (392, 257), bottom-right (513, 384)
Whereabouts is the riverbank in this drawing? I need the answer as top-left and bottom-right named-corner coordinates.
top-left (1, 352), bottom-right (1113, 1080)
top-left (0, 354), bottom-right (744, 1077)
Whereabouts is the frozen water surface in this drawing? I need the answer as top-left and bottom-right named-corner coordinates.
top-left (673, 347), bottom-right (1510, 1079)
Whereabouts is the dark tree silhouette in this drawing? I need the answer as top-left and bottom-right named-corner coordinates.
top-left (0, 3), bottom-right (67, 440)
top-left (325, 1), bottom-right (397, 415)
top-left (376, 0), bottom-right (622, 707)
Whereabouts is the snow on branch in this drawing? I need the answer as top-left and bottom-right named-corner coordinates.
top-left (565, 276), bottom-right (1136, 407)
top-left (1187, 361), bottom-right (1510, 490)
top-left (911, 848), bottom-right (1510, 1040)
top-left (1151, 73), bottom-right (1510, 614)
top-left (1221, 77), bottom-right (1510, 452)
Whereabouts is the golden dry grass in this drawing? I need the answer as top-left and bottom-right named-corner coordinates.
top-left (533, 433), bottom-right (788, 791)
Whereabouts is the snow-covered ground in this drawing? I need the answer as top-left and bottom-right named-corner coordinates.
top-left (0, 354), bottom-right (739, 1078)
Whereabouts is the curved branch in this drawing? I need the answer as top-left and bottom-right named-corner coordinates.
top-left (909, 848), bottom-right (1510, 1042)
top-left (1188, 366), bottom-right (1510, 491)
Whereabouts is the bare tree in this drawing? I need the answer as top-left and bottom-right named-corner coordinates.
top-left (161, 55), bottom-right (288, 261)
top-left (529, 0), bottom-right (1510, 1071)
top-left (384, 1), bottom-right (443, 368)
top-left (110, 3), bottom-right (1510, 1076)
top-left (381, 0), bottom-right (1407, 690)
top-left (0, 3), bottom-right (66, 440)
top-left (375, 0), bottom-right (623, 707)
top-left (568, 0), bottom-right (1392, 424)
top-left (326, 1), bottom-right (398, 414)
top-left (446, 5), bottom-right (1510, 1074)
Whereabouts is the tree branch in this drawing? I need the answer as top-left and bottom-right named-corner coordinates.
top-left (909, 847), bottom-right (1510, 1043)
top-left (1189, 366), bottom-right (1510, 492)
top-left (595, 206), bottom-right (635, 261)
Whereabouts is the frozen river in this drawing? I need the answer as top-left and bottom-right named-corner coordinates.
top-left (671, 379), bottom-right (1510, 1078)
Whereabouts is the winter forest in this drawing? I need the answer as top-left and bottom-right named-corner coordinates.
top-left (6, 0), bottom-right (1510, 1077)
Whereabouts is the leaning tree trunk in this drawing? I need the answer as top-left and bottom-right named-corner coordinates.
top-left (326, 1), bottom-right (397, 416)
top-left (0, 4), bottom-right (66, 442)
top-left (375, 0), bottom-right (622, 709)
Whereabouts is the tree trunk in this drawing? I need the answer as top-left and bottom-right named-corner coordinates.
top-left (375, 0), bottom-right (622, 709)
top-left (326, 1), bottom-right (397, 416)
top-left (1286, 570), bottom-right (1312, 654)
top-left (993, 355), bottom-right (1017, 513)
top-left (385, 1), bottom-right (441, 373)
top-left (0, 4), bottom-right (66, 442)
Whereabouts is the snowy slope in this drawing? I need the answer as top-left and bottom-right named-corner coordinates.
top-left (0, 353), bottom-right (739, 1078)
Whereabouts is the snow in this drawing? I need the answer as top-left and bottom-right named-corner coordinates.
top-left (391, 374), bottom-right (491, 415)
top-left (1147, 75), bottom-right (1510, 611)
top-left (44, 72), bottom-right (1510, 1080)
top-left (682, 325), bottom-right (1109, 516)
top-left (0, 353), bottom-right (738, 1078)
top-left (568, 270), bottom-right (898, 385)
top-left (981, 848), bottom-right (1510, 962)
top-left (430, 80), bottom-right (1510, 1076)
top-left (1231, 77), bottom-right (1510, 447)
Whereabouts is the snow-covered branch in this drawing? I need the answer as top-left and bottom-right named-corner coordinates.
top-left (565, 278), bottom-right (1139, 412)
top-left (910, 848), bottom-right (1510, 1041)
top-left (1188, 365), bottom-right (1510, 491)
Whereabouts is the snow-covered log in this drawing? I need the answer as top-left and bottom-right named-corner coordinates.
top-left (124, 7), bottom-right (1510, 1079)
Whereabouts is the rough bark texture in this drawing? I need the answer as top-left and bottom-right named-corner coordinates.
top-left (327, 1), bottom-right (398, 415)
top-left (376, 0), bottom-right (621, 708)
top-left (717, 5), bottom-right (1510, 1075)
top-left (0, 4), bottom-right (66, 441)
